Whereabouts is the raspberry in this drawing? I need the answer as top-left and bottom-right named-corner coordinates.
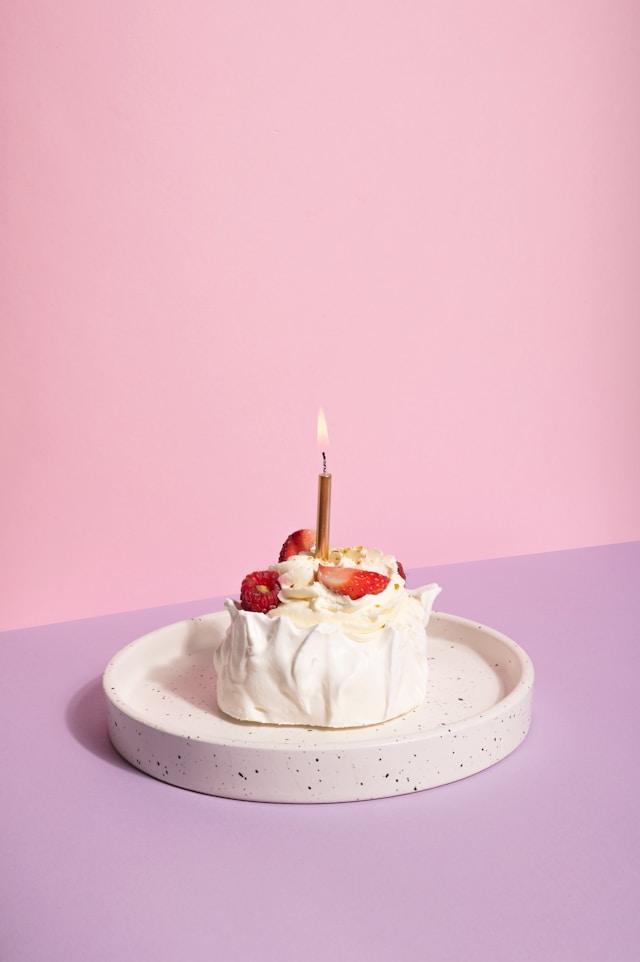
top-left (240, 570), bottom-right (281, 613)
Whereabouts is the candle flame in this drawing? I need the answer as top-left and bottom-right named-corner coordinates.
top-left (317, 408), bottom-right (329, 446)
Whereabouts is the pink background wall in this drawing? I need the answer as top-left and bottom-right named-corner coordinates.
top-left (2, 1), bottom-right (639, 632)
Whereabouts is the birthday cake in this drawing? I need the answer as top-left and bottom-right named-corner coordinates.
top-left (213, 529), bottom-right (441, 728)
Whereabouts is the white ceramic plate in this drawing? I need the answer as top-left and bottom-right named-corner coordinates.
top-left (103, 611), bottom-right (534, 803)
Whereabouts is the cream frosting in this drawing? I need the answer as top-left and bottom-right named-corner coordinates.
top-left (214, 547), bottom-right (441, 728)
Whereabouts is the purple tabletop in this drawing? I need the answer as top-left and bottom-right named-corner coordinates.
top-left (1, 542), bottom-right (639, 962)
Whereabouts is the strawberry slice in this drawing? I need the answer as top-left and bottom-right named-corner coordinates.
top-left (317, 565), bottom-right (390, 600)
top-left (240, 570), bottom-right (281, 613)
top-left (396, 561), bottom-right (406, 581)
top-left (278, 528), bottom-right (315, 562)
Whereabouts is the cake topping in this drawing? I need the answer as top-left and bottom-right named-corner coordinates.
top-left (236, 538), bottom-right (408, 630)
top-left (278, 528), bottom-right (316, 562)
top-left (240, 570), bottom-right (281, 613)
top-left (317, 564), bottom-right (390, 600)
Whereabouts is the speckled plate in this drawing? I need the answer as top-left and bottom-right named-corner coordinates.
top-left (103, 611), bottom-right (534, 803)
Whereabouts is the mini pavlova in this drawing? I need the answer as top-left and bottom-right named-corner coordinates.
top-left (214, 530), bottom-right (440, 728)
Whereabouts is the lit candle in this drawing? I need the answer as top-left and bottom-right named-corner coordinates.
top-left (316, 408), bottom-right (332, 560)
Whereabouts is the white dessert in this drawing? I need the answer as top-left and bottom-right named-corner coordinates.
top-left (214, 546), bottom-right (441, 728)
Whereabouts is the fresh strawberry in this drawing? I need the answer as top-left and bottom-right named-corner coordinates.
top-left (317, 565), bottom-right (390, 600)
top-left (278, 528), bottom-right (315, 562)
top-left (240, 570), bottom-right (281, 613)
top-left (396, 561), bottom-right (406, 581)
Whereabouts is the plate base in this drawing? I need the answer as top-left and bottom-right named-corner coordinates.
top-left (103, 611), bottom-right (534, 803)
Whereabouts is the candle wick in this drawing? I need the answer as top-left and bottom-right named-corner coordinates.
top-left (322, 451), bottom-right (327, 474)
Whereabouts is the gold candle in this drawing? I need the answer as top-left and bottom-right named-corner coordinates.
top-left (315, 409), bottom-right (331, 560)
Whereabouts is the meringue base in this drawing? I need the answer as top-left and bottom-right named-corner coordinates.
top-left (214, 585), bottom-right (441, 728)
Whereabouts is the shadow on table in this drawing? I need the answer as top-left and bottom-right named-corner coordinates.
top-left (66, 675), bottom-right (140, 773)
